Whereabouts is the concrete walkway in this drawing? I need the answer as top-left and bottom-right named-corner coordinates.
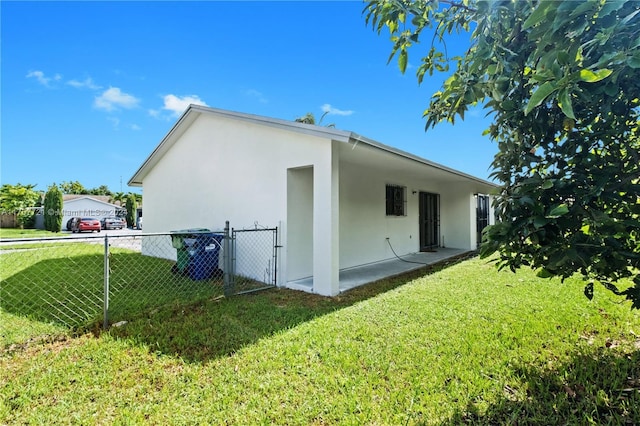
top-left (288, 247), bottom-right (473, 293)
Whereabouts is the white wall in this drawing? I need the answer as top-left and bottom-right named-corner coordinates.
top-left (439, 183), bottom-right (474, 250)
top-left (286, 166), bottom-right (313, 281)
top-left (338, 160), bottom-right (485, 269)
top-left (142, 114), bottom-right (332, 234)
top-left (141, 113), bottom-right (337, 291)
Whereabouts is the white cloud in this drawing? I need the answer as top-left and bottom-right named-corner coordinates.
top-left (162, 94), bottom-right (208, 117)
top-left (67, 77), bottom-right (101, 90)
top-left (94, 87), bottom-right (140, 111)
top-left (321, 103), bottom-right (354, 116)
top-left (244, 89), bottom-right (268, 104)
top-left (26, 70), bottom-right (61, 87)
top-left (130, 124), bottom-right (141, 131)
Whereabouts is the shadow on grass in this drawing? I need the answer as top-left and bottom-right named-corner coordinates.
top-left (1, 250), bottom-right (224, 330)
top-left (1, 252), bottom-right (105, 328)
top-left (107, 256), bottom-right (472, 363)
top-left (2, 244), bottom-right (471, 360)
top-left (440, 348), bottom-right (640, 425)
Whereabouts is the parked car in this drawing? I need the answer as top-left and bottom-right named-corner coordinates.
top-left (101, 216), bottom-right (126, 230)
top-left (136, 217), bottom-right (142, 230)
top-left (70, 217), bottom-right (101, 233)
top-left (66, 218), bottom-right (74, 231)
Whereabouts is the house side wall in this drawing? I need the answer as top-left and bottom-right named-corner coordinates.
top-left (142, 114), bottom-right (330, 233)
top-left (141, 113), bottom-right (338, 292)
top-left (338, 162), bottom-right (482, 269)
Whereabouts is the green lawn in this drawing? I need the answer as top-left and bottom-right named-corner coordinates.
top-left (1, 257), bottom-right (639, 424)
top-left (0, 228), bottom-right (65, 239)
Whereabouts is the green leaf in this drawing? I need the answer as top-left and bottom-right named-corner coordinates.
top-left (579, 68), bottom-right (613, 83)
top-left (628, 53), bottom-right (640, 69)
top-left (398, 49), bottom-right (408, 74)
top-left (519, 196), bottom-right (535, 206)
top-left (569, 0), bottom-right (596, 18)
top-left (522, 1), bottom-right (554, 30)
top-left (621, 8), bottom-right (640, 25)
top-left (598, 0), bottom-right (625, 18)
top-left (525, 82), bottom-right (558, 116)
top-left (557, 50), bottom-right (570, 65)
top-left (542, 180), bottom-right (554, 189)
top-left (547, 203), bottom-right (569, 218)
top-left (533, 216), bottom-right (549, 228)
top-left (558, 88), bottom-right (575, 120)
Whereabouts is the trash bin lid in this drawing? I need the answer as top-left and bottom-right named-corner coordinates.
top-left (171, 228), bottom-right (211, 248)
top-left (170, 228), bottom-right (211, 234)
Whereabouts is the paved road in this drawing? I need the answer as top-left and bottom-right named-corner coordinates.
top-left (0, 228), bottom-right (146, 252)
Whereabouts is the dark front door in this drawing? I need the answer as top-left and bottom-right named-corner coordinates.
top-left (476, 194), bottom-right (490, 248)
top-left (419, 192), bottom-right (440, 251)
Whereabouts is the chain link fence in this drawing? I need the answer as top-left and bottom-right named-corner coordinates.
top-left (0, 225), bottom-right (278, 330)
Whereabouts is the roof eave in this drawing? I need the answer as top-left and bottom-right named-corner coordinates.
top-left (128, 104), bottom-right (353, 187)
top-left (347, 132), bottom-right (497, 188)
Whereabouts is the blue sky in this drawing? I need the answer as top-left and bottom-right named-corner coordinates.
top-left (2, 1), bottom-right (497, 194)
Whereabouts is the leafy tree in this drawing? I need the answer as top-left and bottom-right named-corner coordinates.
top-left (294, 111), bottom-right (335, 127)
top-left (365, 0), bottom-right (640, 307)
top-left (0, 183), bottom-right (41, 228)
top-left (88, 185), bottom-right (113, 196)
top-left (125, 193), bottom-right (137, 228)
top-left (109, 192), bottom-right (127, 206)
top-left (59, 180), bottom-right (87, 194)
top-left (130, 192), bottom-right (142, 204)
top-left (44, 184), bottom-right (63, 232)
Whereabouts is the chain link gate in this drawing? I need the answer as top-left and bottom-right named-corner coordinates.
top-left (224, 222), bottom-right (278, 296)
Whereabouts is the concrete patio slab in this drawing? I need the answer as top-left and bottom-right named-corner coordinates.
top-left (287, 248), bottom-right (473, 293)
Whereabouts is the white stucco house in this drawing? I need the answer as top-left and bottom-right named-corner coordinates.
top-left (129, 105), bottom-right (496, 296)
top-left (60, 195), bottom-right (126, 230)
top-left (35, 195), bottom-right (125, 230)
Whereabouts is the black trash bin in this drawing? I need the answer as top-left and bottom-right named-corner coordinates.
top-left (170, 229), bottom-right (223, 280)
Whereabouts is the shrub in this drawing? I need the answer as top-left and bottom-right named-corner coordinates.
top-left (125, 194), bottom-right (137, 228)
top-left (44, 184), bottom-right (63, 232)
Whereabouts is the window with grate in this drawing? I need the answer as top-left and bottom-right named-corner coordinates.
top-left (386, 184), bottom-right (406, 216)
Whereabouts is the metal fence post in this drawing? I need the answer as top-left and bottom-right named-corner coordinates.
top-left (103, 234), bottom-right (109, 329)
top-left (223, 221), bottom-right (232, 297)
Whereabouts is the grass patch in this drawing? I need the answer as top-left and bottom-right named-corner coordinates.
top-left (1, 257), bottom-right (639, 424)
top-left (0, 228), bottom-right (63, 239)
top-left (0, 310), bottom-right (68, 349)
top-left (0, 241), bottom-right (223, 331)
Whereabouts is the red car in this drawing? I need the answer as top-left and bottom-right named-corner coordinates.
top-left (70, 217), bottom-right (101, 233)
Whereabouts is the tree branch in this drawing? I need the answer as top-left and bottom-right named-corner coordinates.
top-left (440, 0), bottom-right (477, 13)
